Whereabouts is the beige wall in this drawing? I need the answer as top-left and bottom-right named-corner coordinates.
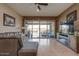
top-left (58, 3), bottom-right (79, 31)
top-left (0, 4), bottom-right (22, 33)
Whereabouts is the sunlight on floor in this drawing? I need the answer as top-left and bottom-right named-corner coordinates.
top-left (28, 39), bottom-right (40, 42)
top-left (28, 39), bottom-right (50, 46)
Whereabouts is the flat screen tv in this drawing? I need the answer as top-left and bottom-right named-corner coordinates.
top-left (59, 24), bottom-right (69, 35)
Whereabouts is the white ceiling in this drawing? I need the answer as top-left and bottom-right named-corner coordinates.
top-left (6, 3), bottom-right (73, 16)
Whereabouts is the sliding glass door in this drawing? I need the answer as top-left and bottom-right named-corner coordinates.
top-left (24, 20), bottom-right (54, 39)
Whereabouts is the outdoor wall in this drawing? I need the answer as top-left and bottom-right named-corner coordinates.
top-left (0, 4), bottom-right (22, 33)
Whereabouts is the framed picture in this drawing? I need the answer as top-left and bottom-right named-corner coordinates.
top-left (3, 13), bottom-right (15, 26)
top-left (67, 10), bottom-right (77, 23)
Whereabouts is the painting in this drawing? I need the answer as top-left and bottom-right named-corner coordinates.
top-left (3, 13), bottom-right (15, 26)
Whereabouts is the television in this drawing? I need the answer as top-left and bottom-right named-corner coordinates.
top-left (60, 24), bottom-right (69, 35)
top-left (59, 22), bottom-right (74, 35)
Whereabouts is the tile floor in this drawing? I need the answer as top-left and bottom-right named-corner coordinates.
top-left (23, 38), bottom-right (79, 56)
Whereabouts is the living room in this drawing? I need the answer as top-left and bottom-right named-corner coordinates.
top-left (0, 3), bottom-right (79, 56)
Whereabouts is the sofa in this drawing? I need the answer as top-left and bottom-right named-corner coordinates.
top-left (0, 32), bottom-right (38, 56)
top-left (0, 32), bottom-right (22, 56)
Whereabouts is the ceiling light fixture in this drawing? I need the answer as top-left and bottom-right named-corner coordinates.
top-left (37, 8), bottom-right (40, 12)
top-left (37, 5), bottom-right (41, 12)
top-left (35, 3), bottom-right (41, 12)
top-left (35, 3), bottom-right (48, 12)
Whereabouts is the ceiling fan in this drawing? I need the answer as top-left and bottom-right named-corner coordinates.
top-left (35, 3), bottom-right (48, 6)
top-left (35, 3), bottom-right (48, 12)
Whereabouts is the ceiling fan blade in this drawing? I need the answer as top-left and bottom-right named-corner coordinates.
top-left (35, 3), bottom-right (48, 6)
top-left (38, 3), bottom-right (48, 6)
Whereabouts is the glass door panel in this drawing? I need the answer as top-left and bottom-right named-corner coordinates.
top-left (32, 24), bottom-right (39, 38)
top-left (27, 24), bottom-right (32, 39)
top-left (40, 24), bottom-right (47, 39)
top-left (47, 24), bottom-right (51, 38)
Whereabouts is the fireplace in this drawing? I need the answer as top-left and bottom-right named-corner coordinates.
top-left (58, 34), bottom-right (69, 47)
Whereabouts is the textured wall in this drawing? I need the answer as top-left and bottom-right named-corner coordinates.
top-left (0, 4), bottom-right (22, 33)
